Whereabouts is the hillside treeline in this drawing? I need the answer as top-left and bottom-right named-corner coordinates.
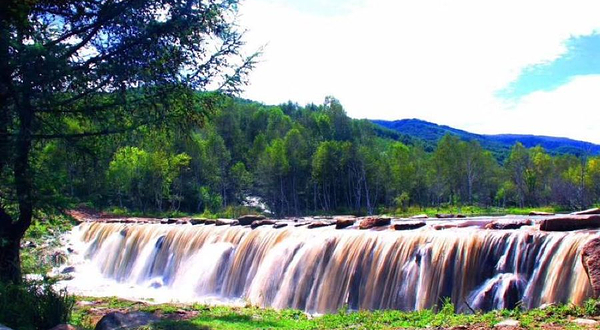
top-left (38, 96), bottom-right (600, 216)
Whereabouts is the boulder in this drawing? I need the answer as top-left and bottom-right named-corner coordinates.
top-left (572, 318), bottom-right (598, 326)
top-left (215, 219), bottom-right (238, 226)
top-left (190, 218), bottom-right (206, 225)
top-left (175, 219), bottom-right (189, 225)
top-left (273, 223), bottom-right (288, 229)
top-left (335, 218), bottom-right (356, 229)
top-left (204, 219), bottom-right (216, 225)
top-left (494, 319), bottom-right (520, 328)
top-left (0, 324), bottom-right (13, 330)
top-left (582, 237), bottom-right (600, 298)
top-left (571, 208), bottom-right (600, 216)
top-left (94, 311), bottom-right (160, 330)
top-left (393, 222), bottom-right (426, 231)
top-left (485, 219), bottom-right (533, 230)
top-left (167, 218), bottom-right (178, 224)
top-left (359, 217), bottom-right (391, 230)
top-left (250, 219), bottom-right (276, 229)
top-left (307, 221), bottom-right (335, 229)
top-left (238, 214), bottom-right (266, 226)
top-left (529, 211), bottom-right (555, 216)
top-left (410, 214), bottom-right (428, 219)
top-left (540, 215), bottom-right (600, 231)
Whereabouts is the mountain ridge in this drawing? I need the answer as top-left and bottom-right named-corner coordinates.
top-left (371, 118), bottom-right (600, 158)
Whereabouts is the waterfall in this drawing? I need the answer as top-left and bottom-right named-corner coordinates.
top-left (66, 221), bottom-right (594, 313)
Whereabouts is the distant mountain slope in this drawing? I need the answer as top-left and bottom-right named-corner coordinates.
top-left (372, 119), bottom-right (600, 158)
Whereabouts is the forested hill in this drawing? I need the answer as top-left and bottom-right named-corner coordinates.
top-left (372, 119), bottom-right (600, 158)
top-left (39, 96), bottom-right (600, 217)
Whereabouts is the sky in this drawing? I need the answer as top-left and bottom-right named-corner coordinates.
top-left (237, 0), bottom-right (600, 144)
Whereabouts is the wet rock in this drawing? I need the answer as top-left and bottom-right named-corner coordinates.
top-left (273, 223), bottom-right (288, 229)
top-left (175, 219), bottom-right (189, 225)
top-left (204, 219), bottom-right (216, 225)
top-left (393, 221), bottom-right (426, 230)
top-left (582, 237), bottom-right (600, 298)
top-left (49, 324), bottom-right (81, 330)
top-left (167, 218), bottom-right (178, 224)
top-left (572, 208), bottom-right (600, 216)
top-left (359, 217), bottom-right (391, 229)
top-left (61, 266), bottom-right (76, 274)
top-left (94, 311), bottom-right (160, 330)
top-left (190, 218), bottom-right (206, 225)
top-left (540, 215), bottom-right (600, 231)
top-left (307, 221), bottom-right (335, 229)
top-left (250, 219), bottom-right (276, 229)
top-left (294, 221), bottom-right (311, 227)
top-left (494, 319), bottom-right (520, 327)
top-left (572, 318), bottom-right (598, 326)
top-left (215, 219), bottom-right (238, 226)
top-left (529, 211), bottom-right (555, 216)
top-left (335, 218), bottom-right (356, 229)
top-left (410, 214), bottom-right (428, 219)
top-left (160, 218), bottom-right (169, 224)
top-left (238, 214), bottom-right (266, 226)
top-left (485, 219), bottom-right (533, 230)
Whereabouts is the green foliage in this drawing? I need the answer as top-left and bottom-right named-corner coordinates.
top-left (0, 280), bottom-right (75, 330)
top-left (20, 96), bottom-right (600, 218)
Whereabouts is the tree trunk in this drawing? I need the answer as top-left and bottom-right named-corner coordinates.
top-left (0, 210), bottom-right (24, 283)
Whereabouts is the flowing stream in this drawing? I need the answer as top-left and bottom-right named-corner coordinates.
top-left (63, 220), bottom-right (595, 313)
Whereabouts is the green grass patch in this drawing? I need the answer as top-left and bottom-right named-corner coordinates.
top-left (69, 297), bottom-right (600, 330)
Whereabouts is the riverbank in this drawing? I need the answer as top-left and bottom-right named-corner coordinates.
top-left (68, 296), bottom-right (600, 330)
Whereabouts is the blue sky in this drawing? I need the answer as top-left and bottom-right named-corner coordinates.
top-left (239, 0), bottom-right (600, 144)
top-left (499, 34), bottom-right (600, 100)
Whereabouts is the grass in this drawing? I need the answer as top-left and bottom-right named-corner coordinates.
top-left (69, 297), bottom-right (600, 330)
top-left (389, 205), bottom-right (568, 218)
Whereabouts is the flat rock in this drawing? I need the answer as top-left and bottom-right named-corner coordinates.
top-left (251, 219), bottom-right (276, 229)
top-left (204, 219), bottom-right (216, 225)
top-left (335, 218), bottom-right (356, 229)
top-left (572, 318), bottom-right (598, 326)
top-left (359, 217), bottom-right (391, 229)
top-left (540, 215), bottom-right (600, 231)
top-left (410, 214), bottom-right (428, 219)
top-left (529, 211), bottom-right (555, 216)
top-left (94, 311), bottom-right (160, 330)
top-left (582, 237), bottom-right (600, 297)
top-left (393, 221), bottom-right (426, 230)
top-left (307, 221), bottom-right (335, 229)
top-left (215, 219), bottom-right (238, 226)
top-left (189, 218), bottom-right (206, 225)
top-left (494, 319), bottom-right (520, 327)
top-left (572, 208), bottom-right (600, 216)
top-left (485, 219), bottom-right (533, 230)
top-left (273, 223), bottom-right (288, 229)
top-left (238, 214), bottom-right (266, 226)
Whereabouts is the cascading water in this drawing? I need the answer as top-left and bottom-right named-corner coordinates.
top-left (63, 220), bottom-right (595, 314)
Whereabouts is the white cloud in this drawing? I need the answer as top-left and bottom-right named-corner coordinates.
top-left (238, 0), bottom-right (600, 144)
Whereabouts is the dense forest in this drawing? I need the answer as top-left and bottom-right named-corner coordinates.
top-left (34, 94), bottom-right (600, 216)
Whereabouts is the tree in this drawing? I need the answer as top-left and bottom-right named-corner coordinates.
top-left (0, 0), bottom-right (256, 282)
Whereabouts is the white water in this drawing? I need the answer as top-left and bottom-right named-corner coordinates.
top-left (60, 221), bottom-right (596, 313)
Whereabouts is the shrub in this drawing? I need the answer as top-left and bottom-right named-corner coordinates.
top-left (0, 279), bottom-right (75, 330)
